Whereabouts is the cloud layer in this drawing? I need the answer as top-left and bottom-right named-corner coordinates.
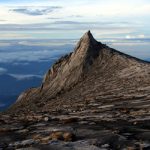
top-left (10, 6), bottom-right (62, 16)
top-left (0, 0), bottom-right (149, 39)
top-left (0, 67), bottom-right (7, 74)
top-left (0, 39), bottom-right (149, 63)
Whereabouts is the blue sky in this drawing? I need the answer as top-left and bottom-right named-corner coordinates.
top-left (0, 0), bottom-right (150, 39)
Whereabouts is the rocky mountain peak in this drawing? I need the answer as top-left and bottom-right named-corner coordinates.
top-left (2, 31), bottom-right (150, 150)
top-left (80, 30), bottom-right (95, 43)
top-left (42, 31), bottom-right (103, 91)
top-left (9, 31), bottom-right (150, 116)
top-left (38, 34), bottom-right (96, 98)
top-left (74, 30), bottom-right (102, 55)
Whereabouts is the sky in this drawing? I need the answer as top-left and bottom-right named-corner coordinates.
top-left (0, 0), bottom-right (150, 39)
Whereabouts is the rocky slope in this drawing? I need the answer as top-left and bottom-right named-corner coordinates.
top-left (1, 31), bottom-right (150, 150)
top-left (10, 30), bottom-right (150, 114)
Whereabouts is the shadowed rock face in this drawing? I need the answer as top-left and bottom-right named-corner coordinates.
top-left (9, 31), bottom-right (150, 114)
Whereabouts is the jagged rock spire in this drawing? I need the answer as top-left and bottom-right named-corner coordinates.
top-left (77, 30), bottom-right (98, 46)
top-left (74, 30), bottom-right (101, 55)
top-left (16, 31), bottom-right (103, 104)
top-left (81, 30), bottom-right (94, 41)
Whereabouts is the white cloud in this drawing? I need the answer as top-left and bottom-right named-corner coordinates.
top-left (125, 34), bottom-right (145, 39)
top-left (0, 0), bottom-right (149, 38)
top-left (0, 1), bottom-right (150, 24)
top-left (138, 34), bottom-right (145, 38)
top-left (0, 6), bottom-right (53, 24)
top-left (0, 68), bottom-right (7, 74)
top-left (111, 42), bottom-right (150, 46)
top-left (10, 6), bottom-right (62, 16)
top-left (18, 40), bottom-right (76, 46)
top-left (0, 33), bottom-right (32, 39)
top-left (0, 42), bottom-right (11, 46)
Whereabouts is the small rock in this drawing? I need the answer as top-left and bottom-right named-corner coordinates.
top-left (78, 121), bottom-right (89, 125)
top-left (50, 131), bottom-right (63, 140)
top-left (63, 132), bottom-right (75, 142)
top-left (43, 117), bottom-right (49, 122)
top-left (60, 117), bottom-right (78, 124)
top-left (0, 127), bottom-right (10, 132)
top-left (40, 136), bottom-right (51, 144)
top-left (89, 122), bottom-right (96, 125)
top-left (32, 134), bottom-right (41, 141)
top-left (101, 144), bottom-right (109, 148)
top-left (15, 129), bottom-right (29, 134)
top-left (50, 131), bottom-right (75, 142)
top-left (10, 139), bottom-right (35, 148)
top-left (126, 146), bottom-right (135, 150)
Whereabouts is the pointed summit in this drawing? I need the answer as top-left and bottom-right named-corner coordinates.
top-left (74, 30), bottom-right (101, 55)
top-left (82, 30), bottom-right (93, 39)
top-left (79, 30), bottom-right (98, 45)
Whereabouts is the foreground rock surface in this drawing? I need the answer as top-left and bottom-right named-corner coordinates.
top-left (1, 113), bottom-right (150, 149)
top-left (0, 31), bottom-right (150, 149)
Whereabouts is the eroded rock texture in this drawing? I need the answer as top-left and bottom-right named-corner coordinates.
top-left (1, 31), bottom-right (150, 150)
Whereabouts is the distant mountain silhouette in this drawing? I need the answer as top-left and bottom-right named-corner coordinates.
top-left (9, 31), bottom-right (150, 114)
